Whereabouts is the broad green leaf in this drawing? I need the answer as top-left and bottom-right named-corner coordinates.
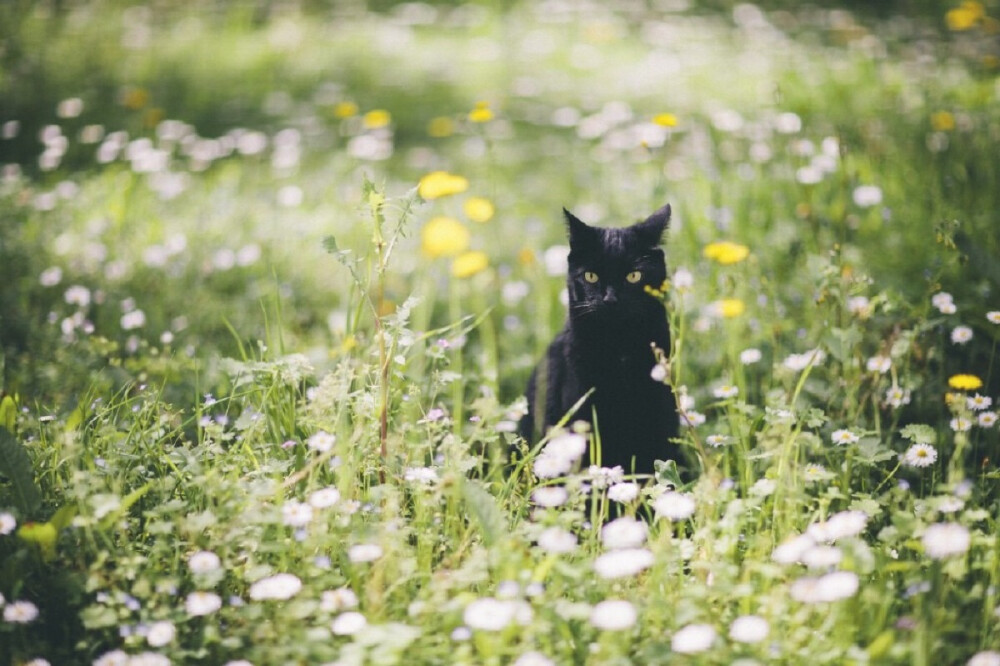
top-left (0, 427), bottom-right (42, 516)
top-left (900, 424), bottom-right (936, 444)
top-left (461, 480), bottom-right (505, 547)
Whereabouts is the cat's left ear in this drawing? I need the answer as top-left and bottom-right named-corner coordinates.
top-left (564, 207), bottom-right (598, 249)
top-left (633, 204), bottom-right (671, 246)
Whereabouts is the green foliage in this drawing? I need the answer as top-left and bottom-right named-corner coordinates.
top-left (0, 427), bottom-right (42, 517)
top-left (2, 1), bottom-right (1000, 665)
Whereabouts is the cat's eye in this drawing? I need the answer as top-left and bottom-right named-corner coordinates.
top-left (584, 271), bottom-right (599, 284)
top-left (626, 271), bottom-right (642, 284)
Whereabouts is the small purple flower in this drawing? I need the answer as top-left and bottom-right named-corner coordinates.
top-left (436, 338), bottom-right (451, 350)
top-left (281, 440), bottom-right (297, 449)
top-left (426, 408), bottom-right (446, 422)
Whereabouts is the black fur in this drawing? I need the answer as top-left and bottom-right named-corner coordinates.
top-left (520, 204), bottom-right (679, 475)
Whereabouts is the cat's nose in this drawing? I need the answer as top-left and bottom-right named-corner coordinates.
top-left (603, 287), bottom-right (618, 304)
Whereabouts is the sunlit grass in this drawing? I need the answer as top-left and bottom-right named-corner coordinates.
top-left (2, 2), bottom-right (1000, 665)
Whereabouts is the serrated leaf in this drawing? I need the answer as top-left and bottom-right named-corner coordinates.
top-left (900, 424), bottom-right (936, 444)
top-left (0, 427), bottom-right (42, 516)
top-left (462, 480), bottom-right (505, 547)
top-left (654, 458), bottom-right (682, 487)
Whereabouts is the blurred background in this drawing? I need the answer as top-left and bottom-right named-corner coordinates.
top-left (2, 0), bottom-right (998, 407)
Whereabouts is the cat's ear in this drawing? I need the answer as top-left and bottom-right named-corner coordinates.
top-left (564, 207), bottom-right (598, 249)
top-left (633, 204), bottom-right (671, 246)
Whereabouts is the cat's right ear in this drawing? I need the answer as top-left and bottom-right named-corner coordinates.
top-left (564, 207), bottom-right (596, 249)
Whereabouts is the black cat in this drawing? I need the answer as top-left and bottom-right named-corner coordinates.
top-left (520, 205), bottom-right (680, 476)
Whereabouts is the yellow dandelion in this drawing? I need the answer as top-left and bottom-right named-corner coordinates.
top-left (143, 108), bottom-right (165, 129)
top-left (121, 87), bottom-right (149, 110)
top-left (451, 251), bottom-right (489, 278)
top-left (946, 1), bottom-right (984, 30)
top-left (464, 197), bottom-right (495, 223)
top-left (421, 217), bottom-right (470, 258)
top-left (948, 374), bottom-right (983, 391)
top-left (517, 248), bottom-right (536, 266)
top-left (931, 111), bottom-right (956, 131)
top-left (717, 298), bottom-right (746, 318)
top-left (703, 241), bottom-right (750, 265)
top-left (653, 113), bottom-right (678, 128)
top-left (427, 116), bottom-right (455, 138)
top-left (362, 109), bottom-right (392, 129)
top-left (418, 171), bottom-right (469, 200)
top-left (468, 102), bottom-right (494, 123)
top-left (334, 101), bottom-right (359, 118)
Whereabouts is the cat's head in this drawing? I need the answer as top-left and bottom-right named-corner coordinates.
top-left (564, 204), bottom-right (670, 325)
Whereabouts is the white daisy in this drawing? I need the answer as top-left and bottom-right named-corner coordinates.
top-left (801, 545), bottom-right (843, 569)
top-left (145, 620), bottom-right (176, 647)
top-left (587, 465), bottom-right (624, 488)
top-left (348, 544), bottom-right (383, 563)
top-left (783, 349), bottom-right (826, 371)
top-left (601, 517), bottom-right (648, 550)
top-left (593, 548), bottom-right (654, 579)
top-left (536, 527), bottom-right (577, 554)
top-left (886, 386), bottom-right (911, 408)
top-left (3, 600), bottom-right (39, 623)
top-left (331, 611), bottom-right (368, 635)
top-left (987, 312), bottom-right (1000, 325)
top-left (790, 571), bottom-right (859, 603)
top-left (404, 467), bottom-right (439, 483)
top-left (706, 434), bottom-right (730, 448)
top-left (931, 292), bottom-right (954, 311)
top-left (650, 364), bottom-right (667, 382)
top-left (831, 429), bottom-right (860, 445)
top-left (712, 384), bottom-right (739, 399)
top-left (248, 573), bottom-right (302, 601)
top-left (968, 651), bottom-right (1000, 666)
top-left (772, 534), bottom-right (815, 564)
top-left (903, 443), bottom-right (938, 468)
top-left (951, 326), bottom-right (973, 344)
top-left (92, 650), bottom-right (129, 666)
top-left (320, 588), bottom-right (359, 612)
top-left (671, 623), bottom-right (716, 654)
top-left (513, 652), bottom-right (556, 666)
top-left (307, 431), bottom-right (336, 452)
top-left (653, 492), bottom-right (695, 521)
top-left (807, 510), bottom-right (869, 542)
top-left (590, 600), bottom-right (638, 631)
top-left (0, 512), bottom-right (15, 535)
top-left (282, 500), bottom-right (314, 527)
top-left (728, 615), bottom-right (769, 643)
top-left (544, 432), bottom-right (588, 462)
top-left (533, 454), bottom-right (573, 479)
top-left (531, 486), bottom-right (569, 508)
top-left (950, 417), bottom-right (973, 432)
top-left (922, 522), bottom-right (971, 560)
top-left (463, 598), bottom-right (517, 631)
top-left (967, 394), bottom-right (993, 411)
top-left (680, 410), bottom-right (706, 427)
top-left (846, 296), bottom-right (870, 316)
top-left (188, 550), bottom-right (221, 574)
top-left (978, 411), bottom-right (998, 428)
top-left (865, 355), bottom-right (891, 374)
top-left (607, 482), bottom-right (640, 503)
top-left (308, 487), bottom-right (341, 509)
top-left (740, 348), bottom-right (762, 365)
top-left (184, 591), bottom-right (222, 617)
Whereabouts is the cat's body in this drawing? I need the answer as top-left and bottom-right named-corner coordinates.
top-left (520, 205), bottom-right (680, 475)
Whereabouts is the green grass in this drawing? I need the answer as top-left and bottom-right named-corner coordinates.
top-left (2, 1), bottom-right (1000, 664)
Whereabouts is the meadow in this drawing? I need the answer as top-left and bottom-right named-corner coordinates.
top-left (2, 1), bottom-right (1000, 664)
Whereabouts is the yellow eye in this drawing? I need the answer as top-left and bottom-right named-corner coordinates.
top-left (626, 270), bottom-right (642, 284)
top-left (584, 271), bottom-right (599, 283)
